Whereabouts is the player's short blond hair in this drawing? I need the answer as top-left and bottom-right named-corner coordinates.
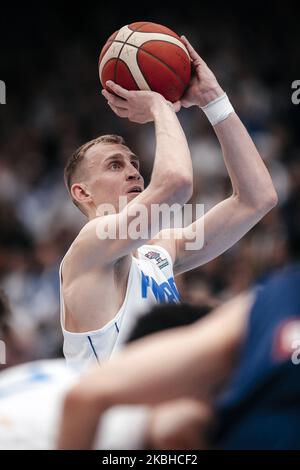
top-left (64, 134), bottom-right (126, 215)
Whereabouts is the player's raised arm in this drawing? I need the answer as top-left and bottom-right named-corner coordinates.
top-left (164, 37), bottom-right (278, 275)
top-left (68, 81), bottom-right (192, 269)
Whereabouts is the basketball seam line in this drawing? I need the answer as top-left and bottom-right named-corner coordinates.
top-left (103, 56), bottom-right (140, 89)
top-left (116, 40), bottom-right (188, 89)
top-left (114, 23), bottom-right (151, 86)
top-left (108, 30), bottom-right (181, 39)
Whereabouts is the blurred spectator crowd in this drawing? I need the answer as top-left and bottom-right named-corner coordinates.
top-left (0, 4), bottom-right (299, 363)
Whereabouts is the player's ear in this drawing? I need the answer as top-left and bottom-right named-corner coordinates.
top-left (71, 183), bottom-right (92, 205)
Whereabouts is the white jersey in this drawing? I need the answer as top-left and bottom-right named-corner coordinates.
top-left (0, 359), bottom-right (150, 450)
top-left (60, 244), bottom-right (179, 370)
top-left (0, 360), bottom-right (77, 449)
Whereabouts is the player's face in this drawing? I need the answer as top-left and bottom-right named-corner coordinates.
top-left (85, 142), bottom-right (144, 212)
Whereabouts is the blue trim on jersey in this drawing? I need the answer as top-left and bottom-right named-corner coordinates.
top-left (87, 336), bottom-right (100, 364)
top-left (0, 368), bottom-right (52, 399)
top-left (115, 322), bottom-right (119, 333)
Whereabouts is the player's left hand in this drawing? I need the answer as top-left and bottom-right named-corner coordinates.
top-left (180, 36), bottom-right (224, 108)
top-left (102, 81), bottom-right (181, 124)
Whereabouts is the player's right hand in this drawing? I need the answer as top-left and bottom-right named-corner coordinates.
top-left (102, 81), bottom-right (180, 124)
top-left (179, 36), bottom-right (224, 108)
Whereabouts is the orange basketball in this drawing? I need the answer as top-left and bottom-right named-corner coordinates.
top-left (99, 22), bottom-right (191, 103)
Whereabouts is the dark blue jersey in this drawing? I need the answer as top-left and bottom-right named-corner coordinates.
top-left (214, 263), bottom-right (300, 449)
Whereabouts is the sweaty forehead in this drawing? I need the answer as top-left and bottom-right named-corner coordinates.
top-left (85, 143), bottom-right (134, 168)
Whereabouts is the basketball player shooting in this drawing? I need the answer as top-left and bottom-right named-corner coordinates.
top-left (60, 35), bottom-right (277, 368)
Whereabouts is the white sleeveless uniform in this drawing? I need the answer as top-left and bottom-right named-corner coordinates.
top-left (0, 359), bottom-right (150, 449)
top-left (59, 244), bottom-right (179, 370)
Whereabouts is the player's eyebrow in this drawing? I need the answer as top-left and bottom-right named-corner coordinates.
top-left (104, 153), bottom-right (139, 163)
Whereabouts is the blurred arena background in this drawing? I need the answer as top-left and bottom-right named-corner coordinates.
top-left (0, 2), bottom-right (299, 365)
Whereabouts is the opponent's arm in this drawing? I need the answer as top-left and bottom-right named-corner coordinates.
top-left (57, 292), bottom-right (253, 449)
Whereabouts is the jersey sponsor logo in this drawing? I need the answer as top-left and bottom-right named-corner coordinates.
top-left (145, 250), bottom-right (161, 260)
top-left (145, 250), bottom-right (169, 270)
top-left (141, 270), bottom-right (180, 303)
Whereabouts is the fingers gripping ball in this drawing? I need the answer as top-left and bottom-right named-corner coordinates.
top-left (99, 22), bottom-right (191, 103)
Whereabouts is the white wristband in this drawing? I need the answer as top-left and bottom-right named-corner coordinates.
top-left (200, 93), bottom-right (234, 126)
